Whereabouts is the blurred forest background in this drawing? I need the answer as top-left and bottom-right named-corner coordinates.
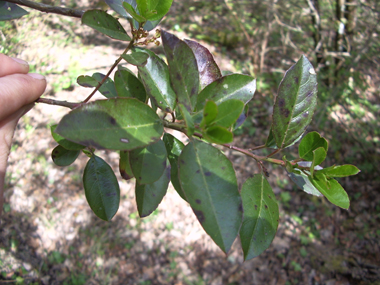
top-left (0, 0), bottom-right (379, 284)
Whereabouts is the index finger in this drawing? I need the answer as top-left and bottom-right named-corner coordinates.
top-left (0, 53), bottom-right (30, 77)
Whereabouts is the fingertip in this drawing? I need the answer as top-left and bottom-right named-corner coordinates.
top-left (27, 73), bottom-right (46, 81)
top-left (10, 57), bottom-right (29, 68)
top-left (0, 54), bottom-right (30, 76)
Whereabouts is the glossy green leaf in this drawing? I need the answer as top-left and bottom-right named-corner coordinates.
top-left (204, 125), bottom-right (233, 144)
top-left (81, 10), bottom-right (131, 41)
top-left (56, 98), bottom-right (163, 151)
top-left (77, 73), bottom-right (117, 98)
top-left (92, 73), bottom-right (118, 98)
top-left (51, 145), bottom-right (80, 166)
top-left (309, 176), bottom-right (350, 209)
top-left (213, 99), bottom-right (244, 128)
top-left (136, 166), bottom-right (170, 217)
top-left (121, 52), bottom-right (149, 66)
top-left (240, 174), bottom-right (279, 260)
top-left (105, 0), bottom-right (134, 19)
top-left (119, 151), bottom-right (134, 180)
top-left (179, 104), bottom-right (195, 137)
top-left (104, 0), bottom-right (161, 31)
top-left (184, 39), bottom-right (222, 90)
top-left (122, 2), bottom-right (146, 23)
top-left (129, 140), bottom-right (167, 184)
top-left (114, 68), bottom-right (146, 102)
top-left (318, 165), bottom-right (360, 178)
top-left (232, 104), bottom-right (249, 131)
top-left (299, 131), bottom-right (328, 161)
top-left (83, 155), bottom-right (120, 221)
top-left (288, 169), bottom-right (322, 196)
top-left (162, 133), bottom-right (186, 201)
top-left (134, 48), bottom-right (176, 112)
top-left (77, 75), bottom-right (99, 88)
top-left (136, 0), bottom-right (173, 21)
top-left (50, 125), bottom-right (85, 151)
top-left (178, 140), bottom-right (242, 253)
top-left (0, 1), bottom-right (28, 20)
top-left (272, 55), bottom-right (318, 149)
top-left (265, 128), bottom-right (278, 149)
top-left (310, 147), bottom-right (327, 177)
top-left (161, 30), bottom-right (199, 112)
top-left (139, 18), bottom-right (161, 31)
top-left (200, 100), bottom-right (218, 128)
top-left (196, 74), bottom-right (256, 111)
top-left (314, 171), bottom-right (330, 189)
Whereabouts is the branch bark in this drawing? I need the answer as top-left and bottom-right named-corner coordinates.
top-left (5, 0), bottom-right (85, 18)
top-left (36, 98), bottom-right (82, 109)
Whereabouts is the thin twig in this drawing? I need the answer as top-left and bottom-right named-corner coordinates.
top-left (163, 121), bottom-right (285, 166)
top-left (5, 0), bottom-right (85, 18)
top-left (82, 39), bottom-right (135, 103)
top-left (36, 98), bottom-right (82, 109)
top-left (267, 148), bottom-right (281, 158)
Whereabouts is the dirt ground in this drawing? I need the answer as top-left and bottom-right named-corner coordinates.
top-left (1, 3), bottom-right (380, 285)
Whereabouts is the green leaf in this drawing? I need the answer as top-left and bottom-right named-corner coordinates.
top-left (272, 55), bottom-right (318, 149)
top-left (310, 147), bottom-right (327, 177)
top-left (136, 166), bottom-right (170, 217)
top-left (139, 18), bottom-right (161, 31)
top-left (213, 99), bottom-right (244, 128)
top-left (184, 39), bottom-right (222, 90)
top-left (203, 125), bottom-right (233, 144)
top-left (77, 75), bottom-right (99, 88)
top-left (114, 68), bottom-right (146, 102)
top-left (161, 30), bottom-right (199, 112)
top-left (0, 1), bottom-right (28, 20)
top-left (105, 0), bottom-right (134, 19)
top-left (240, 174), bottom-right (279, 260)
top-left (179, 104), bottom-right (195, 137)
top-left (51, 125), bottom-right (85, 151)
top-left (121, 52), bottom-right (149, 66)
top-left (232, 104), bottom-right (249, 131)
top-left (104, 0), bottom-right (161, 31)
top-left (51, 145), bottom-right (80, 166)
top-left (81, 10), bottom-right (131, 41)
top-left (136, 0), bottom-right (173, 21)
top-left (119, 151), bottom-right (134, 180)
top-left (91, 73), bottom-right (118, 98)
top-left (56, 98), bottom-right (163, 151)
top-left (265, 128), bottom-right (278, 149)
top-left (122, 2), bottom-right (146, 23)
top-left (200, 100), bottom-right (218, 128)
top-left (162, 133), bottom-right (186, 201)
top-left (309, 176), bottom-right (350, 209)
top-left (77, 73), bottom-right (117, 98)
top-left (196, 74), bottom-right (256, 111)
top-left (318, 165), bottom-right (360, 178)
top-left (178, 140), bottom-right (242, 253)
top-left (288, 169), bottom-right (322, 197)
top-left (129, 140), bottom-right (167, 184)
top-left (134, 48), bottom-right (177, 112)
top-left (298, 131), bottom-right (328, 161)
top-left (283, 155), bottom-right (294, 173)
top-left (83, 155), bottom-right (120, 221)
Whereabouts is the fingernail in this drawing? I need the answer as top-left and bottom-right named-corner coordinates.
top-left (11, 57), bottom-right (29, 66)
top-left (27, 73), bottom-right (46, 80)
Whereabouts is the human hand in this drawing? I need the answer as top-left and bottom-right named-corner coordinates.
top-left (0, 53), bottom-right (47, 217)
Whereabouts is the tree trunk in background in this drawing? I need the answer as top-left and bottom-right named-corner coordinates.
top-left (307, 0), bottom-right (323, 66)
top-left (344, 0), bottom-right (357, 52)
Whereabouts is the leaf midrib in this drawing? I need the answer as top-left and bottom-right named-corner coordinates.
top-left (280, 69), bottom-right (313, 148)
top-left (192, 142), bottom-right (225, 251)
